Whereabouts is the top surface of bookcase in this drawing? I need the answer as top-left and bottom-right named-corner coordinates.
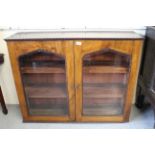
top-left (5, 30), bottom-right (144, 41)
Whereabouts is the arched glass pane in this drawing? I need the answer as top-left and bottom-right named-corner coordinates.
top-left (82, 48), bottom-right (130, 116)
top-left (19, 50), bottom-right (68, 116)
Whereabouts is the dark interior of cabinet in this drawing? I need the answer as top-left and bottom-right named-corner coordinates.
top-left (19, 50), bottom-right (68, 116)
top-left (82, 48), bottom-right (130, 116)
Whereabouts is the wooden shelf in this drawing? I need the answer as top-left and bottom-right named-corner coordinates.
top-left (83, 66), bottom-right (128, 74)
top-left (21, 67), bottom-right (65, 74)
top-left (29, 108), bottom-right (68, 116)
top-left (83, 98), bottom-right (123, 104)
top-left (83, 73), bottom-right (127, 84)
top-left (83, 102), bottom-right (123, 116)
top-left (23, 74), bottom-right (66, 85)
top-left (25, 86), bottom-right (67, 99)
top-left (83, 85), bottom-right (125, 98)
top-left (29, 102), bottom-right (67, 109)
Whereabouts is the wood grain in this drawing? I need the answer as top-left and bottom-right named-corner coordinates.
top-left (25, 86), bottom-right (67, 98)
top-left (83, 66), bottom-right (128, 74)
top-left (83, 73), bottom-right (127, 84)
top-left (7, 40), bottom-right (75, 122)
top-left (7, 38), bottom-right (143, 122)
top-left (21, 67), bottom-right (65, 74)
top-left (123, 40), bottom-right (144, 121)
top-left (75, 40), bottom-right (143, 122)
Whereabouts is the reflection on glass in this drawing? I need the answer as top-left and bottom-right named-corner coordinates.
top-left (82, 48), bottom-right (130, 116)
top-left (19, 50), bottom-right (68, 116)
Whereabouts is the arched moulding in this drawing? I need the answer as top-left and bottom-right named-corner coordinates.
top-left (83, 48), bottom-right (131, 69)
top-left (82, 48), bottom-right (131, 116)
top-left (18, 49), bottom-right (65, 65)
top-left (18, 49), bottom-right (69, 117)
top-left (18, 49), bottom-right (66, 72)
top-left (80, 40), bottom-right (133, 56)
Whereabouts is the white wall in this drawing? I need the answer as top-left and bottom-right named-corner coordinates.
top-left (0, 30), bottom-right (19, 104)
top-left (1, 0), bottom-right (155, 29)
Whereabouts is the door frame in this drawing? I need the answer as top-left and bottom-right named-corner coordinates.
top-left (74, 40), bottom-right (143, 122)
top-left (7, 40), bottom-right (76, 122)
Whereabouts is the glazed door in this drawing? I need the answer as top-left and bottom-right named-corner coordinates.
top-left (8, 41), bottom-right (75, 122)
top-left (74, 40), bottom-right (140, 122)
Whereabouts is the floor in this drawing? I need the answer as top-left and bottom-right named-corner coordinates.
top-left (0, 104), bottom-right (154, 129)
